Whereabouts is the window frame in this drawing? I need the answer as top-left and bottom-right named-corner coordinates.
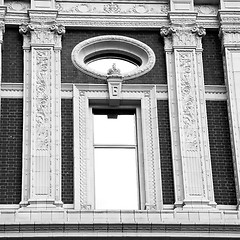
top-left (90, 106), bottom-right (145, 210)
top-left (73, 84), bottom-right (162, 211)
top-left (71, 35), bottom-right (156, 81)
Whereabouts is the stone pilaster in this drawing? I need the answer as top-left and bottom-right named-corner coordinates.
top-left (0, 6), bottom-right (6, 117)
top-left (19, 10), bottom-right (65, 208)
top-left (160, 13), bottom-right (216, 209)
top-left (219, 10), bottom-right (240, 209)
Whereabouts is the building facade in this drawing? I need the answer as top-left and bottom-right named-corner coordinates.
top-left (0, 0), bottom-right (240, 238)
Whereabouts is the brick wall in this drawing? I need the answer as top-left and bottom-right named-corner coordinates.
top-left (61, 99), bottom-right (74, 204)
top-left (202, 30), bottom-right (225, 85)
top-left (61, 30), bottom-right (167, 84)
top-left (2, 27), bottom-right (23, 83)
top-left (0, 99), bottom-right (23, 204)
top-left (157, 100), bottom-right (175, 204)
top-left (206, 101), bottom-right (237, 205)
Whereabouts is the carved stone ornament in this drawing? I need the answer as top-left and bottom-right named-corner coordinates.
top-left (160, 26), bottom-right (176, 37)
top-left (19, 22), bottom-right (65, 46)
top-left (6, 0), bottom-right (30, 12)
top-left (55, 2), bottom-right (169, 15)
top-left (35, 49), bottom-right (50, 150)
top-left (194, 5), bottom-right (218, 15)
top-left (71, 35), bottom-right (156, 81)
top-left (19, 22), bottom-right (35, 35)
top-left (191, 26), bottom-right (206, 37)
top-left (160, 25), bottom-right (206, 48)
top-left (49, 23), bottom-right (66, 35)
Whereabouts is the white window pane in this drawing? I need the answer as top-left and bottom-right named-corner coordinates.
top-left (94, 148), bottom-right (138, 210)
top-left (88, 58), bottom-right (137, 75)
top-left (94, 114), bottom-right (136, 145)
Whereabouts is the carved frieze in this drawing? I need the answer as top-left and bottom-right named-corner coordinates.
top-left (194, 5), bottom-right (218, 15)
top-left (5, 0), bottom-right (30, 12)
top-left (56, 2), bottom-right (169, 15)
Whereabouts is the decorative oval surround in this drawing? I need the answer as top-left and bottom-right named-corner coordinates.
top-left (71, 35), bottom-right (156, 81)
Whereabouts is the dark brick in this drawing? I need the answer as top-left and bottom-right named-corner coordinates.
top-left (61, 29), bottom-right (167, 84)
top-left (202, 30), bottom-right (225, 85)
top-left (0, 98), bottom-right (23, 204)
top-left (157, 100), bottom-right (175, 204)
top-left (61, 99), bottom-right (74, 204)
top-left (2, 27), bottom-right (23, 83)
top-left (206, 101), bottom-right (237, 205)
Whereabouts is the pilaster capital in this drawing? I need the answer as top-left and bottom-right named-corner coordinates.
top-left (19, 21), bottom-right (65, 48)
top-left (160, 25), bottom-right (206, 50)
top-left (219, 11), bottom-right (240, 47)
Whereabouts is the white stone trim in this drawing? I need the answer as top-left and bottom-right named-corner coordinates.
top-left (222, 47), bottom-right (240, 208)
top-left (0, 83), bottom-right (227, 100)
top-left (71, 35), bottom-right (156, 81)
top-left (161, 22), bottom-right (216, 208)
top-left (73, 84), bottom-right (162, 210)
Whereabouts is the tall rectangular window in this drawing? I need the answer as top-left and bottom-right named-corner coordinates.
top-left (93, 109), bottom-right (139, 210)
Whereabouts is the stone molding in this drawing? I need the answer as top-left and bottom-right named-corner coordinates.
top-left (0, 209), bottom-right (240, 237)
top-left (73, 84), bottom-right (162, 210)
top-left (71, 35), bottom-right (156, 81)
top-left (0, 83), bottom-right (227, 101)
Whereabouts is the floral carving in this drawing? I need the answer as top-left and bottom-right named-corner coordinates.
top-left (104, 2), bottom-right (121, 13)
top-left (56, 2), bottom-right (168, 15)
top-left (36, 50), bottom-right (50, 150)
top-left (179, 52), bottom-right (198, 151)
top-left (195, 5), bottom-right (218, 15)
top-left (6, 1), bottom-right (30, 11)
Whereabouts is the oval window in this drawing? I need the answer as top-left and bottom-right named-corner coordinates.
top-left (71, 35), bottom-right (156, 81)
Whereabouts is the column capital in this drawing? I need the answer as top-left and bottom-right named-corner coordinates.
top-left (160, 25), bottom-right (206, 50)
top-left (219, 11), bottom-right (240, 48)
top-left (19, 20), bottom-right (65, 48)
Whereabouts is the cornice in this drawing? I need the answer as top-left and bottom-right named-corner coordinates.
top-left (2, 3), bottom-right (219, 29)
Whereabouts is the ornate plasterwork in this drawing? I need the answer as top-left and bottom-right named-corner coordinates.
top-left (71, 35), bottom-right (156, 81)
top-left (194, 5), bottom-right (218, 15)
top-left (160, 25), bottom-right (206, 49)
top-left (178, 52), bottom-right (198, 152)
top-left (35, 50), bottom-right (50, 150)
top-left (56, 2), bottom-right (169, 15)
top-left (5, 0), bottom-right (30, 12)
top-left (19, 21), bottom-right (65, 47)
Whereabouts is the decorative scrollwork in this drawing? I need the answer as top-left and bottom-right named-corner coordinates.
top-left (19, 22), bottom-right (35, 35)
top-left (192, 26), bottom-right (206, 37)
top-left (160, 26), bottom-right (176, 37)
top-left (49, 23), bottom-right (66, 35)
